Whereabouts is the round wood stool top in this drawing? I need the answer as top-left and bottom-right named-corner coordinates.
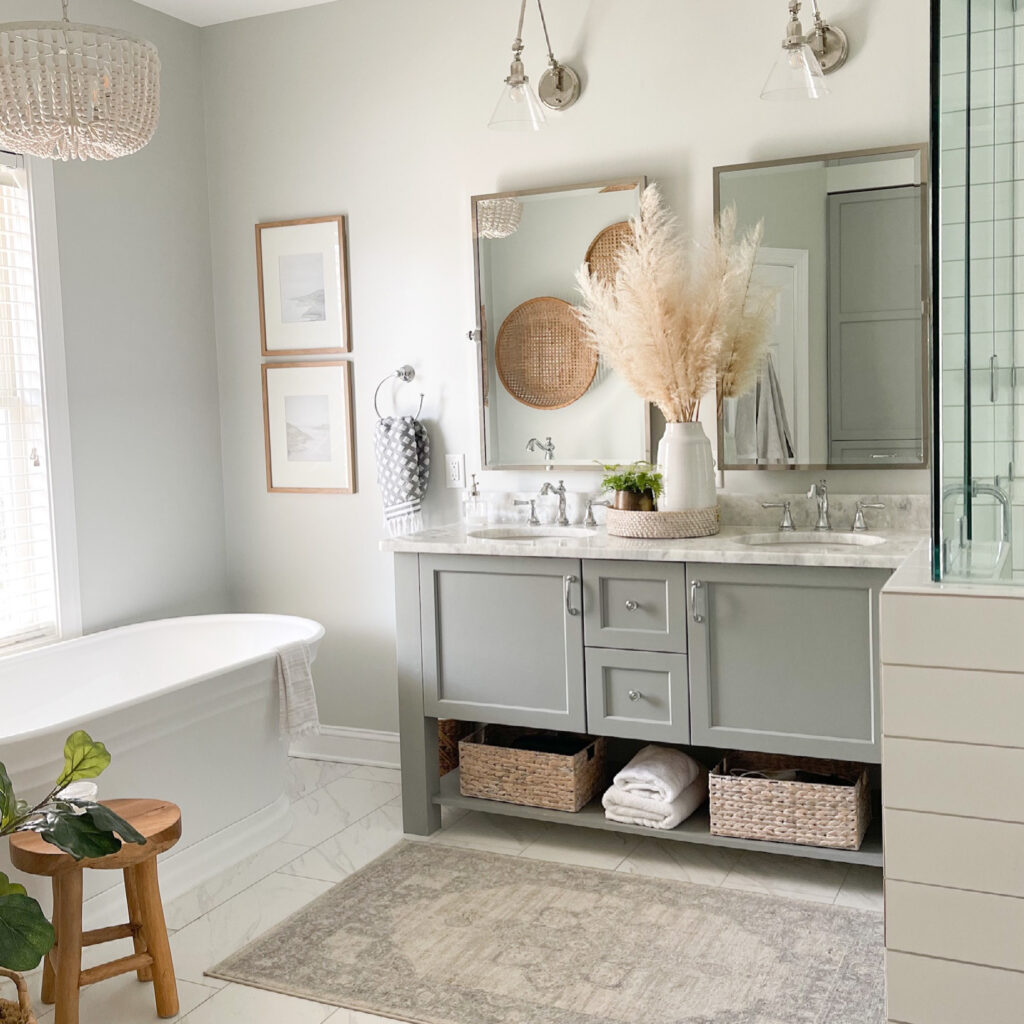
top-left (9, 799), bottom-right (182, 877)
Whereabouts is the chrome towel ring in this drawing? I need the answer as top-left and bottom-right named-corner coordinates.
top-left (374, 365), bottom-right (424, 420)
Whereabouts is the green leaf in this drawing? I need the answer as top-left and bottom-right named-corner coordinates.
top-left (0, 893), bottom-right (55, 972)
top-left (0, 872), bottom-right (26, 898)
top-left (56, 731), bottom-right (111, 787)
top-left (71, 803), bottom-right (146, 846)
top-left (0, 763), bottom-right (14, 829)
top-left (37, 812), bottom-right (123, 861)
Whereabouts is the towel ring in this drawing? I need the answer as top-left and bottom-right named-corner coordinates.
top-left (374, 365), bottom-right (424, 420)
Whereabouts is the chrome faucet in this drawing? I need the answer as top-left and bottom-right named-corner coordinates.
top-left (585, 497), bottom-right (611, 528)
top-left (539, 479), bottom-right (570, 526)
top-left (807, 479), bottom-right (831, 531)
top-left (526, 436), bottom-right (556, 462)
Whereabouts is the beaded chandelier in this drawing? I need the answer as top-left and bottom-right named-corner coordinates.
top-left (0, 0), bottom-right (160, 161)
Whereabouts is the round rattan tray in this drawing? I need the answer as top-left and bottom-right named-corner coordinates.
top-left (585, 221), bottom-right (633, 284)
top-left (495, 297), bottom-right (597, 410)
top-left (606, 506), bottom-right (721, 540)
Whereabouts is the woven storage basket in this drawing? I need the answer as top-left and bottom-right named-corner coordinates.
top-left (606, 506), bottom-right (720, 539)
top-left (459, 726), bottom-right (606, 813)
top-left (709, 752), bottom-right (871, 851)
top-left (438, 719), bottom-right (476, 776)
top-left (585, 221), bottom-right (633, 284)
top-left (495, 297), bottom-right (597, 410)
top-left (0, 969), bottom-right (36, 1024)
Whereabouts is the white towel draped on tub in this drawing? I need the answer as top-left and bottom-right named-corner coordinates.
top-left (603, 771), bottom-right (708, 830)
top-left (277, 640), bottom-right (321, 738)
top-left (613, 744), bottom-right (702, 803)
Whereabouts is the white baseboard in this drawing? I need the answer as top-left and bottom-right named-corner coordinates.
top-left (289, 725), bottom-right (401, 769)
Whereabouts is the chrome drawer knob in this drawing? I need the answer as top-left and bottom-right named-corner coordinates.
top-left (625, 600), bottom-right (638, 611)
top-left (628, 689), bottom-right (642, 702)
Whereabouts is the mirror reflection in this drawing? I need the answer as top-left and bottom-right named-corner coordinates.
top-left (473, 178), bottom-right (650, 469)
top-left (716, 145), bottom-right (929, 470)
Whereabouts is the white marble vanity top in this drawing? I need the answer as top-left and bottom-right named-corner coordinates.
top-left (381, 523), bottom-right (926, 570)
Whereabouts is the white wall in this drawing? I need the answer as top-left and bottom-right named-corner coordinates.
top-left (201, 0), bottom-right (931, 733)
top-left (7, 0), bottom-right (229, 631)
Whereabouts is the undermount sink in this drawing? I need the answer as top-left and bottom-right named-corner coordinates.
top-left (733, 531), bottom-right (886, 547)
top-left (467, 526), bottom-right (595, 542)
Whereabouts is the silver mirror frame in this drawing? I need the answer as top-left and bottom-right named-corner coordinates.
top-left (713, 143), bottom-right (931, 473)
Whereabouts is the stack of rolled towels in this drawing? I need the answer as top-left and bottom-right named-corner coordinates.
top-left (602, 744), bottom-right (708, 830)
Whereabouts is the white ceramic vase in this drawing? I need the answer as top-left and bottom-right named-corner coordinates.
top-left (657, 421), bottom-right (716, 511)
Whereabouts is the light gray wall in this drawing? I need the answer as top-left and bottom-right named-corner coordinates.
top-left (200, 0), bottom-right (930, 734)
top-left (30, 0), bottom-right (228, 630)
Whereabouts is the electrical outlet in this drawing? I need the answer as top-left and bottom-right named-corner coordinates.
top-left (444, 453), bottom-right (466, 489)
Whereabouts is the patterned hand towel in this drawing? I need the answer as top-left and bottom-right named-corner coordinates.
top-left (375, 415), bottom-right (431, 536)
top-left (277, 640), bottom-right (320, 738)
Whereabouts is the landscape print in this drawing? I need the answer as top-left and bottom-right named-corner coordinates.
top-left (279, 252), bottom-right (327, 323)
top-left (285, 393), bottom-right (332, 462)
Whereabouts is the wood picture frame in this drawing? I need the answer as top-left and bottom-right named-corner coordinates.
top-left (256, 215), bottom-right (350, 356)
top-left (262, 361), bottom-right (356, 493)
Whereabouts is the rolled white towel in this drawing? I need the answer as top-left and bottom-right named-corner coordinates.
top-left (602, 771), bottom-right (708, 830)
top-left (613, 744), bottom-right (702, 804)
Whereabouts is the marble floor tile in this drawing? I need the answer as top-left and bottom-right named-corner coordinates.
top-left (181, 982), bottom-right (335, 1023)
top-left (286, 758), bottom-right (354, 799)
top-left (423, 810), bottom-right (548, 855)
top-left (616, 837), bottom-right (741, 887)
top-left (325, 1011), bottom-right (407, 1023)
top-left (720, 850), bottom-right (851, 904)
top-left (345, 765), bottom-right (402, 785)
top-left (834, 864), bottom-right (885, 912)
top-left (34, 976), bottom-right (214, 1024)
top-left (520, 823), bottom-right (641, 870)
top-left (165, 840), bottom-right (309, 930)
top-left (286, 776), bottom-right (402, 847)
top-left (282, 803), bottom-right (404, 883)
top-left (169, 872), bottom-right (332, 988)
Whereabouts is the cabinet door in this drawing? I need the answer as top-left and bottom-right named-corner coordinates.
top-left (585, 648), bottom-right (690, 743)
top-left (420, 554), bottom-right (585, 730)
top-left (687, 563), bottom-right (889, 762)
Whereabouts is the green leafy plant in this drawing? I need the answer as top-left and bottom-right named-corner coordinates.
top-left (600, 462), bottom-right (664, 498)
top-left (0, 731), bottom-right (145, 972)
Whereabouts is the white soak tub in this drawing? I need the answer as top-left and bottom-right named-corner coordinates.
top-left (0, 613), bottom-right (324, 921)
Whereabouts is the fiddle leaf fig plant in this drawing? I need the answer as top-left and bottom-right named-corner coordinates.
top-left (0, 730), bottom-right (146, 972)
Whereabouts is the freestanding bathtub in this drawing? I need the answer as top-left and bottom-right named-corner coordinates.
top-left (0, 613), bottom-right (324, 922)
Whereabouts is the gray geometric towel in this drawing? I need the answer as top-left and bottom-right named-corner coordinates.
top-left (374, 416), bottom-right (430, 536)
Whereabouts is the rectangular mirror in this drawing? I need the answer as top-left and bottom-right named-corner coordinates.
top-left (715, 145), bottom-right (929, 471)
top-left (472, 177), bottom-right (650, 470)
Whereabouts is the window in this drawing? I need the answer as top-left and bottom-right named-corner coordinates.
top-left (0, 153), bottom-right (59, 650)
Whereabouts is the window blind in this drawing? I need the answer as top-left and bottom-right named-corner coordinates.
top-left (0, 157), bottom-right (58, 650)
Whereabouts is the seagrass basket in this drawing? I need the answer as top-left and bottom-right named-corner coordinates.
top-left (438, 719), bottom-right (476, 776)
top-left (606, 506), bottom-right (720, 539)
top-left (709, 752), bottom-right (871, 851)
top-left (0, 969), bottom-right (37, 1024)
top-left (459, 726), bottom-right (606, 812)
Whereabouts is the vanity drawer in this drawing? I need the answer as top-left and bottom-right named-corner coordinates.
top-left (585, 648), bottom-right (690, 743)
top-left (582, 560), bottom-right (687, 653)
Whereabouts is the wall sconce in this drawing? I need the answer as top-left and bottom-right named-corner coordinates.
top-left (489, 0), bottom-right (582, 131)
top-left (761, 0), bottom-right (849, 101)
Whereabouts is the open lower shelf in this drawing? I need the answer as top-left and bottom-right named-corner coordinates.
top-left (434, 769), bottom-right (883, 867)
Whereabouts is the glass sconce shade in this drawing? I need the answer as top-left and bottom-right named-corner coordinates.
top-left (488, 74), bottom-right (547, 131)
top-left (760, 43), bottom-right (830, 100)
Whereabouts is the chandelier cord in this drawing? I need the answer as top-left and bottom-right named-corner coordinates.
top-left (536, 0), bottom-right (556, 63)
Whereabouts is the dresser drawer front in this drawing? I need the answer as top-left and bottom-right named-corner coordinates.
top-left (583, 560), bottom-right (688, 653)
top-left (585, 648), bottom-right (690, 742)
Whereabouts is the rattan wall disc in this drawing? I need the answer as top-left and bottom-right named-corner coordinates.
top-left (495, 297), bottom-right (597, 410)
top-left (585, 221), bottom-right (633, 284)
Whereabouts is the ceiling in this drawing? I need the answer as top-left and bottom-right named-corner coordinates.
top-left (135, 0), bottom-right (332, 27)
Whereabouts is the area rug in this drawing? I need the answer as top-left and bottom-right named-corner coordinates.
top-left (209, 840), bottom-right (884, 1024)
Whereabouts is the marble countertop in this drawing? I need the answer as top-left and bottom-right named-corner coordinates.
top-left (380, 523), bottom-right (927, 570)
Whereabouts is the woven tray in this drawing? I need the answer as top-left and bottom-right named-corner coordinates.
top-left (709, 752), bottom-right (871, 851)
top-left (585, 221), bottom-right (633, 284)
top-left (606, 506), bottom-right (720, 539)
top-left (495, 297), bottom-right (597, 410)
top-left (459, 726), bottom-right (606, 813)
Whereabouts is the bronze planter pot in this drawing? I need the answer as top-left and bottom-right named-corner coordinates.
top-left (612, 489), bottom-right (656, 512)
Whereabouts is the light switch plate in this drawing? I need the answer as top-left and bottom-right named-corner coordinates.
top-left (444, 453), bottom-right (466, 488)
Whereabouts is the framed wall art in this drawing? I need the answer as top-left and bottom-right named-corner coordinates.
top-left (256, 216), bottom-right (350, 355)
top-left (262, 361), bottom-right (355, 493)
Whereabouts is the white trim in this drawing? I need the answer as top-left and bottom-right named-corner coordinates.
top-left (290, 725), bottom-right (401, 768)
top-left (27, 158), bottom-right (82, 640)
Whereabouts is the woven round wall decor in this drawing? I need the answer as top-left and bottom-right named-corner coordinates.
top-left (495, 297), bottom-right (597, 410)
top-left (585, 221), bottom-right (633, 285)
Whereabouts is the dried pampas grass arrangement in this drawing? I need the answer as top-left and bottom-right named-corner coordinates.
top-left (575, 185), bottom-right (774, 424)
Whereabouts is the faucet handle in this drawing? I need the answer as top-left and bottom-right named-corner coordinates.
top-left (514, 498), bottom-right (540, 526)
top-left (762, 501), bottom-right (795, 532)
top-left (585, 498), bottom-right (611, 528)
top-left (852, 500), bottom-right (886, 532)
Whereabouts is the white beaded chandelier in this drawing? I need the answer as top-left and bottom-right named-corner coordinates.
top-left (0, 0), bottom-right (160, 162)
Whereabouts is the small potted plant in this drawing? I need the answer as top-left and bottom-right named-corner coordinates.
top-left (601, 462), bottom-right (664, 512)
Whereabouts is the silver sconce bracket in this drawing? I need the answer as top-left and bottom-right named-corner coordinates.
top-left (538, 62), bottom-right (581, 110)
top-left (809, 22), bottom-right (849, 74)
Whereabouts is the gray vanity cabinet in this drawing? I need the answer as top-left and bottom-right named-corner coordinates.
top-left (686, 563), bottom-right (889, 762)
top-left (419, 554), bottom-right (586, 730)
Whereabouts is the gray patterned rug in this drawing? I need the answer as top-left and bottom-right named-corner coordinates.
top-left (209, 841), bottom-right (884, 1024)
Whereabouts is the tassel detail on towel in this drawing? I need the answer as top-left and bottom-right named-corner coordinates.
top-left (375, 416), bottom-right (430, 537)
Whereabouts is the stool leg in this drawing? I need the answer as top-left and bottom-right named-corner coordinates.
top-left (53, 869), bottom-right (83, 1024)
top-left (40, 877), bottom-right (59, 1005)
top-left (123, 868), bottom-right (153, 982)
top-left (131, 859), bottom-right (178, 1018)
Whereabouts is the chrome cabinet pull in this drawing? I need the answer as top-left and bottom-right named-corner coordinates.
top-left (624, 599), bottom-right (638, 611)
top-left (627, 689), bottom-right (642, 702)
top-left (564, 574), bottom-right (580, 616)
top-left (689, 580), bottom-right (705, 624)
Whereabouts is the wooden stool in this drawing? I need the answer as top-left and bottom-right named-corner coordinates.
top-left (9, 799), bottom-right (182, 1024)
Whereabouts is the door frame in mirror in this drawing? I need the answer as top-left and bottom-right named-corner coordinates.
top-left (713, 143), bottom-right (930, 473)
top-left (471, 175), bottom-right (651, 471)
